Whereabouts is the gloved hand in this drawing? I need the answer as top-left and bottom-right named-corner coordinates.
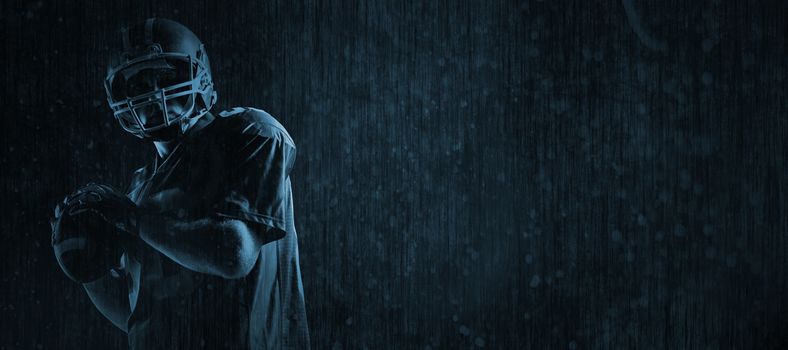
top-left (51, 183), bottom-right (140, 283)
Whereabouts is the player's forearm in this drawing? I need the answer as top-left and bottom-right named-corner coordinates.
top-left (136, 213), bottom-right (260, 279)
top-left (83, 273), bottom-right (130, 332)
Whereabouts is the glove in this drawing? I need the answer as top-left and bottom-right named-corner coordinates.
top-left (55, 183), bottom-right (141, 235)
top-left (51, 183), bottom-right (140, 283)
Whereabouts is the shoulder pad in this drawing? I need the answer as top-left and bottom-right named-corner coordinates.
top-left (217, 107), bottom-right (295, 148)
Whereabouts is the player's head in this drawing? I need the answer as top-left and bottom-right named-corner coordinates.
top-left (104, 18), bottom-right (217, 141)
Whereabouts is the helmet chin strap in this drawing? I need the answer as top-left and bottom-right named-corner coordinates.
top-left (178, 87), bottom-right (217, 135)
top-left (178, 101), bottom-right (211, 135)
top-left (180, 116), bottom-right (199, 134)
top-left (180, 113), bottom-right (202, 134)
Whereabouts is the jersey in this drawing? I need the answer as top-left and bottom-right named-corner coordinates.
top-left (121, 107), bottom-right (309, 349)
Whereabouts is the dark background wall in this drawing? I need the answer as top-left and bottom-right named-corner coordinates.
top-left (1, 0), bottom-right (786, 348)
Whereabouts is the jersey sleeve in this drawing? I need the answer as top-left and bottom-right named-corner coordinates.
top-left (210, 115), bottom-right (297, 245)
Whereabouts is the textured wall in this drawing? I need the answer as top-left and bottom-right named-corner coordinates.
top-left (1, 0), bottom-right (786, 348)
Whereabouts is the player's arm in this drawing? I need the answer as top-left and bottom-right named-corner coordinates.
top-left (133, 128), bottom-right (295, 280)
top-left (82, 273), bottom-right (131, 332)
top-left (136, 213), bottom-right (265, 279)
top-left (50, 183), bottom-right (137, 332)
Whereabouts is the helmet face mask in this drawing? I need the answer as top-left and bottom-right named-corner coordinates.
top-left (104, 19), bottom-right (217, 140)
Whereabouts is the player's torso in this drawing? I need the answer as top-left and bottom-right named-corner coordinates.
top-left (123, 111), bottom-right (260, 349)
top-left (127, 126), bottom-right (254, 349)
top-left (122, 108), bottom-right (307, 349)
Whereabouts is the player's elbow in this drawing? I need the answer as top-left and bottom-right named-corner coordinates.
top-left (217, 220), bottom-right (259, 279)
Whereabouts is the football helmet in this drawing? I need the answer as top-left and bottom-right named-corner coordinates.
top-left (104, 18), bottom-right (217, 139)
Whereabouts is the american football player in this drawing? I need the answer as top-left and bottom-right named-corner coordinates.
top-left (51, 18), bottom-right (309, 349)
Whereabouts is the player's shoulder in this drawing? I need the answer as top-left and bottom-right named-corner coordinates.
top-left (214, 107), bottom-right (295, 148)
